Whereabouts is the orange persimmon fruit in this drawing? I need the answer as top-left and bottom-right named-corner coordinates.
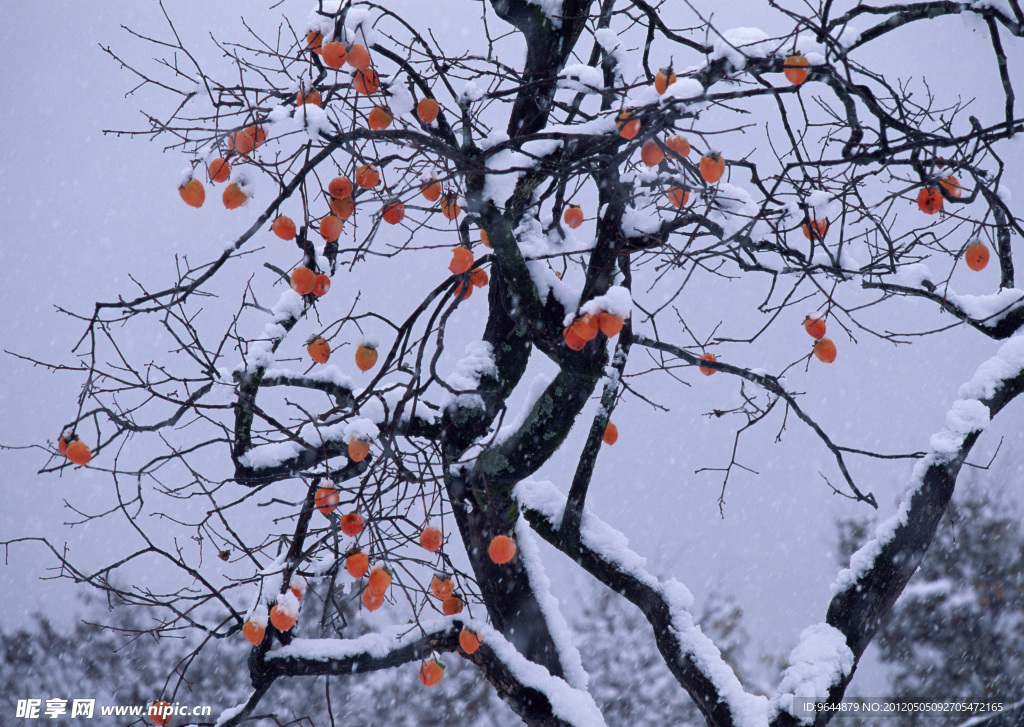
top-left (654, 66), bottom-right (677, 94)
top-left (347, 43), bottom-right (371, 71)
top-left (421, 178), bottom-right (441, 201)
top-left (665, 135), bottom-right (690, 159)
top-left (813, 338), bottom-right (837, 363)
top-left (698, 352), bottom-right (717, 376)
top-left (488, 535), bottom-right (517, 564)
top-left (313, 274), bottom-right (331, 297)
top-left (965, 242), bottom-right (990, 271)
top-left (222, 182), bottom-right (248, 210)
top-left (367, 106), bottom-right (392, 130)
top-left (667, 186), bottom-right (689, 209)
top-left (272, 215), bottom-right (296, 240)
top-left (322, 41), bottom-right (347, 70)
top-left (269, 603), bottom-right (297, 632)
top-left (442, 594), bottom-right (464, 616)
top-left (417, 98), bottom-right (440, 124)
top-left (315, 486), bottom-right (340, 516)
top-left (291, 266), bottom-right (316, 295)
top-left (598, 311), bottom-right (624, 337)
top-left (352, 69), bottom-right (380, 95)
top-left (306, 31), bottom-right (324, 55)
top-left (804, 316), bottom-right (827, 339)
top-left (340, 512), bottom-right (365, 537)
top-left (430, 574), bottom-right (455, 600)
top-left (346, 551), bottom-right (369, 578)
top-left (917, 188), bottom-right (943, 215)
top-left (563, 204), bottom-right (584, 229)
top-left (784, 53), bottom-right (809, 85)
top-left (449, 247), bottom-right (474, 274)
top-left (699, 152), bottom-right (725, 184)
top-left (382, 200), bottom-right (405, 225)
top-left (319, 215), bottom-right (343, 241)
top-left (617, 111), bottom-right (640, 140)
top-left (207, 157), bottom-right (230, 183)
top-left (366, 566), bottom-right (392, 595)
top-left (328, 176), bottom-right (354, 199)
top-left (641, 140), bottom-right (664, 167)
top-left (66, 440), bottom-right (92, 466)
top-left (355, 164), bottom-right (380, 189)
top-left (179, 178), bottom-right (205, 208)
top-left (307, 336), bottom-right (331, 364)
top-left (242, 620), bottom-right (265, 646)
top-left (603, 421), bottom-right (618, 445)
top-left (459, 628), bottom-right (481, 655)
top-left (419, 659), bottom-right (445, 687)
top-left (355, 343), bottom-right (378, 372)
top-left (440, 192), bottom-right (461, 220)
top-left (348, 439), bottom-right (370, 462)
top-left (420, 526), bottom-right (443, 552)
top-left (329, 196), bottom-right (355, 220)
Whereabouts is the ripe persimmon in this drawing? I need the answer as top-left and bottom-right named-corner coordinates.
top-left (348, 439), bottom-right (370, 462)
top-left (449, 247), bottom-right (474, 274)
top-left (917, 188), bottom-right (943, 215)
top-left (598, 312), bottom-right (624, 337)
top-left (322, 41), bottom-right (347, 70)
top-left (222, 182), bottom-right (248, 210)
top-left (328, 176), bottom-right (353, 199)
top-left (488, 535), bottom-right (517, 564)
top-left (207, 158), bottom-right (230, 183)
top-left (355, 343), bottom-right (378, 372)
top-left (603, 421), bottom-right (618, 445)
top-left (940, 176), bottom-right (962, 199)
top-left (307, 336), bottom-right (331, 364)
top-left (804, 316), bottom-right (826, 339)
top-left (698, 352), bottom-right (717, 376)
top-left (382, 200), bottom-right (405, 225)
top-left (459, 628), bottom-right (481, 655)
top-left (319, 215), bottom-right (343, 241)
top-left (296, 88), bottom-right (322, 107)
top-left (58, 435), bottom-right (70, 456)
top-left (641, 140), bottom-right (664, 167)
top-left (617, 111), bottom-right (640, 140)
top-left (227, 125), bottom-right (266, 156)
top-left (347, 43), bottom-right (371, 71)
top-left (802, 216), bottom-right (828, 240)
top-left (315, 486), bottom-right (339, 516)
top-left (179, 178), bottom-right (205, 208)
top-left (571, 314), bottom-right (599, 342)
top-left (355, 164), bottom-right (380, 189)
top-left (367, 106), bottom-right (392, 130)
top-left (291, 266), bottom-right (316, 295)
top-left (421, 178), bottom-right (441, 201)
top-left (965, 242), bottom-right (990, 271)
top-left (242, 620), bottom-right (265, 646)
top-left (269, 603), bottom-right (297, 632)
top-left (563, 326), bottom-right (587, 351)
top-left (420, 526), bottom-right (443, 552)
top-left (699, 152), bottom-right (725, 184)
top-left (352, 69), bottom-right (380, 95)
top-left (346, 551), bottom-right (369, 578)
top-left (563, 204), bottom-right (584, 229)
top-left (306, 30), bottom-right (324, 55)
top-left (665, 135), bottom-right (690, 159)
top-left (417, 98), bottom-right (439, 124)
top-left (362, 587), bottom-right (385, 612)
top-left (313, 274), bottom-right (331, 297)
top-left (470, 267), bottom-right (489, 288)
top-left (329, 196), bottom-right (355, 220)
top-left (813, 338), bottom-right (837, 363)
top-left (340, 512), bottom-right (365, 537)
top-left (430, 574), bottom-right (455, 600)
top-left (272, 215), bottom-right (296, 240)
top-left (440, 192), bottom-right (461, 220)
top-left (654, 66), bottom-right (677, 94)
top-left (366, 566), bottom-right (392, 595)
top-left (453, 279), bottom-right (473, 301)
top-left (419, 659), bottom-right (445, 687)
top-left (784, 53), bottom-right (809, 85)
top-left (65, 440), bottom-right (92, 466)
top-left (289, 576), bottom-right (307, 601)
top-left (150, 702), bottom-right (172, 726)
top-left (667, 186), bottom-right (689, 209)
top-left (442, 594), bottom-right (464, 615)
top-left (480, 229), bottom-right (491, 248)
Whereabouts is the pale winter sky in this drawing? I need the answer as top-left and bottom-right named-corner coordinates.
top-left (1, 0), bottom-right (1022, 707)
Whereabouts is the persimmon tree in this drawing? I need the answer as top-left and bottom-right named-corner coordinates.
top-left (17, 0), bottom-right (1024, 725)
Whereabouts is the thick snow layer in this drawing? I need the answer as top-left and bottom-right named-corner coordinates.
top-left (270, 620), bottom-right (606, 725)
top-left (514, 521), bottom-right (589, 689)
top-left (832, 334), bottom-right (1024, 597)
top-left (772, 624), bottom-right (854, 724)
top-left (712, 27), bottom-right (772, 70)
top-left (214, 698), bottom-right (249, 727)
top-left (343, 418), bottom-right (379, 443)
top-left (238, 440), bottom-right (305, 470)
top-left (579, 285), bottom-right (632, 318)
top-left (275, 589), bottom-right (300, 619)
top-left (621, 204), bottom-right (662, 235)
top-left (514, 480), bottom-right (769, 727)
top-left (245, 602), bottom-right (268, 628)
top-left (560, 64), bottom-right (604, 94)
top-left (947, 288), bottom-right (1024, 324)
top-left (662, 78), bottom-right (705, 101)
top-left (495, 374), bottom-right (554, 445)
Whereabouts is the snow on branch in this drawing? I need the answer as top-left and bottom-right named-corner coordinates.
top-left (255, 617), bottom-right (605, 727)
top-left (515, 479), bottom-right (769, 727)
top-left (817, 334), bottom-right (1024, 720)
